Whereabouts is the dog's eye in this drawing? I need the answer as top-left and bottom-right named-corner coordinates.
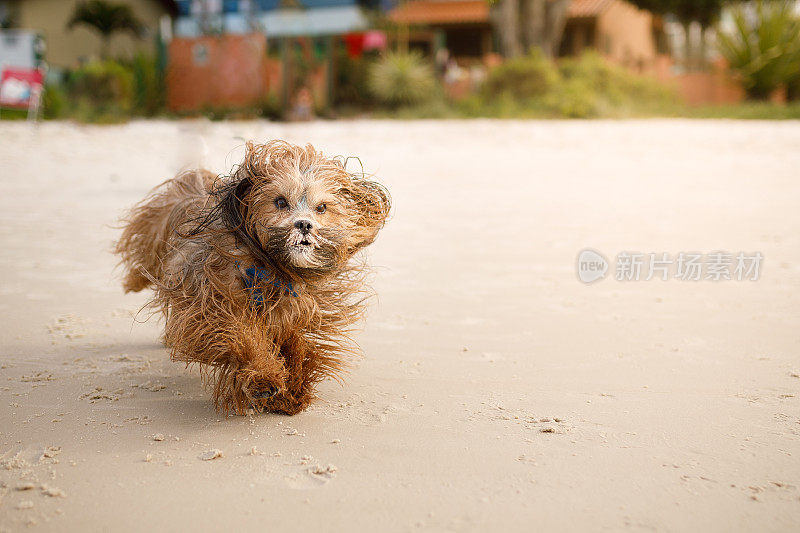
top-left (316, 203), bottom-right (327, 214)
top-left (275, 197), bottom-right (288, 210)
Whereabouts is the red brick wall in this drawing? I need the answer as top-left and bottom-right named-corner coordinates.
top-left (167, 33), bottom-right (279, 112)
top-left (654, 57), bottom-right (746, 106)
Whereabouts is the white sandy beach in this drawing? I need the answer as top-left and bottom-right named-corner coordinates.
top-left (0, 119), bottom-right (799, 532)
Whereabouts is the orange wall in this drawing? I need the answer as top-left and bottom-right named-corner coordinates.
top-left (596, 0), bottom-right (657, 73)
top-left (167, 33), bottom-right (278, 112)
top-left (653, 56), bottom-right (746, 106)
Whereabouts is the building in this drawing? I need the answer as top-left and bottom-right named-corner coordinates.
top-left (0, 0), bottom-right (176, 69)
top-left (390, 0), bottom-right (663, 72)
top-left (173, 0), bottom-right (368, 39)
top-left (560, 0), bottom-right (661, 72)
top-left (389, 0), bottom-right (492, 59)
top-left (167, 0), bottom-right (377, 113)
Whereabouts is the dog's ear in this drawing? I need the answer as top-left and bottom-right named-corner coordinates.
top-left (240, 141), bottom-right (270, 182)
top-left (239, 140), bottom-right (306, 184)
top-left (219, 174), bottom-right (253, 232)
top-left (182, 171), bottom-right (252, 239)
top-left (341, 176), bottom-right (391, 254)
top-left (218, 173), bottom-right (276, 268)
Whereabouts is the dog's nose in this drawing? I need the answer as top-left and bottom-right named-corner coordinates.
top-left (294, 219), bottom-right (313, 235)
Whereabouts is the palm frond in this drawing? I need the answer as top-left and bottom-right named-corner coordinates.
top-left (717, 0), bottom-right (800, 99)
top-left (67, 0), bottom-right (144, 39)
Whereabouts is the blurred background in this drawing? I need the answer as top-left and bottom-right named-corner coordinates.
top-left (1, 0), bottom-right (800, 122)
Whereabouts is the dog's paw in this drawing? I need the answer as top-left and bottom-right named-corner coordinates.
top-left (251, 387), bottom-right (279, 400)
top-left (246, 387), bottom-right (282, 414)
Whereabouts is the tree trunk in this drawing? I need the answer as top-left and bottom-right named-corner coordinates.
top-left (698, 24), bottom-right (708, 71)
top-left (681, 20), bottom-right (692, 72)
top-left (101, 34), bottom-right (111, 60)
top-left (490, 0), bottom-right (522, 58)
top-left (492, 0), bottom-right (570, 59)
top-left (543, 0), bottom-right (570, 58)
top-left (519, 0), bottom-right (570, 58)
top-left (398, 22), bottom-right (409, 54)
top-left (787, 77), bottom-right (800, 102)
top-left (520, 0), bottom-right (546, 54)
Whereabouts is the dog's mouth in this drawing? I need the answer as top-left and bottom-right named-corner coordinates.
top-left (286, 238), bottom-right (316, 267)
top-left (287, 231), bottom-right (318, 250)
top-left (289, 240), bottom-right (314, 253)
top-left (264, 226), bottom-right (341, 274)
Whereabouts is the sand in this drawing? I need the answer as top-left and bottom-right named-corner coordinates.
top-left (0, 119), bottom-right (799, 532)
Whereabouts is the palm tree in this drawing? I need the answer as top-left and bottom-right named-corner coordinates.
top-left (628, 0), bottom-right (728, 70)
top-left (717, 0), bottom-right (800, 100)
top-left (489, 0), bottom-right (570, 58)
top-left (67, 0), bottom-right (145, 58)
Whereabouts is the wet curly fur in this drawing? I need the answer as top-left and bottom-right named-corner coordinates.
top-left (115, 141), bottom-right (390, 415)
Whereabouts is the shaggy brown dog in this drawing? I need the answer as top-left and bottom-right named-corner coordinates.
top-left (115, 141), bottom-right (390, 415)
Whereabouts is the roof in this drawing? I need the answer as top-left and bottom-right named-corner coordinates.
top-left (389, 1), bottom-right (490, 25)
top-left (260, 5), bottom-right (366, 37)
top-left (174, 5), bottom-right (366, 37)
top-left (390, 0), bottom-right (616, 25)
top-left (568, 0), bottom-right (613, 18)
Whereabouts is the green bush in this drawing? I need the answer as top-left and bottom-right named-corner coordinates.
top-left (545, 78), bottom-right (599, 118)
top-left (717, 0), bottom-right (800, 100)
top-left (28, 57), bottom-right (166, 123)
top-left (559, 51), bottom-right (626, 105)
top-left (481, 48), bottom-right (560, 101)
top-left (368, 51), bottom-right (438, 107)
top-left (66, 59), bottom-right (134, 122)
top-left (42, 84), bottom-right (68, 119)
top-left (686, 101), bottom-right (800, 119)
top-left (556, 51), bottom-right (675, 116)
top-left (258, 92), bottom-right (283, 120)
top-left (465, 50), bottom-right (676, 119)
top-left (129, 52), bottom-right (164, 116)
top-left (334, 46), bottom-right (374, 108)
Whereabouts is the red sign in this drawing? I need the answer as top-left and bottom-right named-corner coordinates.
top-left (0, 68), bottom-right (44, 108)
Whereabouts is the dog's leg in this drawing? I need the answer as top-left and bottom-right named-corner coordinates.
top-left (164, 297), bottom-right (289, 415)
top-left (261, 334), bottom-right (342, 415)
top-left (269, 335), bottom-right (315, 414)
top-left (219, 321), bottom-right (290, 414)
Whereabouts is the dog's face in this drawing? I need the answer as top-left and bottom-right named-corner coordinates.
top-left (235, 141), bottom-right (390, 278)
top-left (250, 165), bottom-right (345, 271)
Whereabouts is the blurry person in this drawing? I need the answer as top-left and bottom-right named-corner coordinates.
top-left (290, 86), bottom-right (314, 121)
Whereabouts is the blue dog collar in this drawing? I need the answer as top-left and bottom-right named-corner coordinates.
top-left (237, 263), bottom-right (300, 303)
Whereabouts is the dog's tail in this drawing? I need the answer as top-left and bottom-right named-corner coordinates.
top-left (115, 169), bottom-right (216, 293)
